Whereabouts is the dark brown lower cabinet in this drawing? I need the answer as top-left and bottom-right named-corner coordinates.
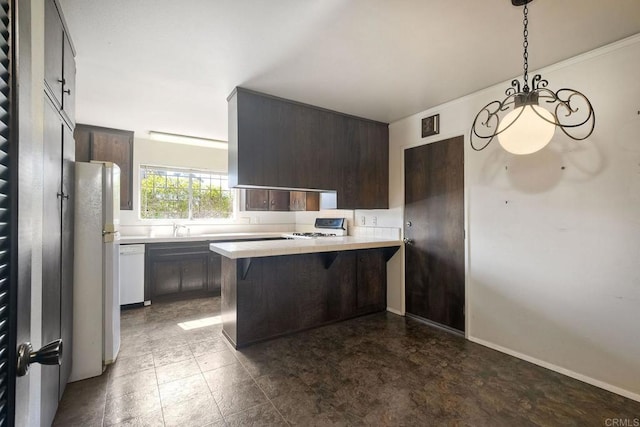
top-left (221, 247), bottom-right (398, 347)
top-left (356, 249), bottom-right (386, 314)
top-left (146, 242), bottom-right (221, 301)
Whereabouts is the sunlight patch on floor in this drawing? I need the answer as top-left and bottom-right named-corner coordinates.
top-left (177, 315), bottom-right (221, 330)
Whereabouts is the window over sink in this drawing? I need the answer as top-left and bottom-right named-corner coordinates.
top-left (140, 165), bottom-right (234, 220)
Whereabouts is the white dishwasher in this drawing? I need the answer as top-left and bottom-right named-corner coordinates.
top-left (119, 244), bottom-right (146, 306)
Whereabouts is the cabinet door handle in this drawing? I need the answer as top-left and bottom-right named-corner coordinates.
top-left (64, 89), bottom-right (71, 95)
top-left (57, 192), bottom-right (69, 200)
top-left (57, 78), bottom-right (66, 85)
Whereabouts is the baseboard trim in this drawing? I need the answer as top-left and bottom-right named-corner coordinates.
top-left (406, 313), bottom-right (465, 337)
top-left (468, 336), bottom-right (640, 403)
top-left (386, 307), bottom-right (403, 316)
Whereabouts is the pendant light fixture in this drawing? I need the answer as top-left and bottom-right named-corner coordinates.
top-left (470, 0), bottom-right (595, 155)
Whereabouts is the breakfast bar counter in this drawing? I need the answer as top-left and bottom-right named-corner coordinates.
top-left (210, 236), bottom-right (401, 348)
top-left (208, 236), bottom-right (402, 259)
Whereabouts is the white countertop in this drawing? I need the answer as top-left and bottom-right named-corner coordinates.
top-left (209, 236), bottom-right (401, 259)
top-left (119, 232), bottom-right (289, 244)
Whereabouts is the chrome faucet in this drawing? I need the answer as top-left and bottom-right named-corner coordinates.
top-left (173, 223), bottom-right (187, 237)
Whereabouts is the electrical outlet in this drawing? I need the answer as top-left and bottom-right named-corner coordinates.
top-left (372, 216), bottom-right (377, 226)
top-left (360, 215), bottom-right (366, 226)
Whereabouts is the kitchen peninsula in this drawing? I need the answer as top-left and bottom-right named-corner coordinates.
top-left (210, 236), bottom-right (401, 347)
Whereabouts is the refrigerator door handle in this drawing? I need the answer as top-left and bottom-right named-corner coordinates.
top-left (102, 230), bottom-right (120, 243)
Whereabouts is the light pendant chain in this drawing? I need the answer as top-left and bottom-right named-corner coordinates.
top-left (522, 4), bottom-right (529, 92)
top-left (469, 1), bottom-right (596, 152)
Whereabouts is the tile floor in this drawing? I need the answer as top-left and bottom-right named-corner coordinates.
top-left (53, 296), bottom-right (640, 426)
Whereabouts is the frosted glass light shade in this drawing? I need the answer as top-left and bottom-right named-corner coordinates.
top-left (497, 105), bottom-right (555, 155)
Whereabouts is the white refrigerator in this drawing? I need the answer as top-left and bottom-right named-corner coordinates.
top-left (70, 161), bottom-right (121, 382)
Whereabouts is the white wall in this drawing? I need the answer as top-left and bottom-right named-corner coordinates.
top-left (388, 35), bottom-right (640, 400)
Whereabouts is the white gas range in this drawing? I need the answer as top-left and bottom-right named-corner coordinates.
top-left (283, 218), bottom-right (348, 239)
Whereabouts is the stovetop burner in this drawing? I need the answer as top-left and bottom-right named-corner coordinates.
top-left (283, 218), bottom-right (347, 240)
top-left (292, 232), bottom-right (337, 238)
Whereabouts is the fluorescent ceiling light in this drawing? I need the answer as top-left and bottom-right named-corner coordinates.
top-left (149, 131), bottom-right (228, 150)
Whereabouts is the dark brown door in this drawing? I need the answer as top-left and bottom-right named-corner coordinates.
top-left (404, 136), bottom-right (465, 332)
top-left (62, 34), bottom-right (76, 124)
top-left (44, 0), bottom-right (63, 107)
top-left (59, 124), bottom-right (75, 396)
top-left (42, 96), bottom-right (63, 425)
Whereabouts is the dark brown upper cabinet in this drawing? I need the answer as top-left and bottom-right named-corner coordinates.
top-left (75, 124), bottom-right (135, 210)
top-left (245, 189), bottom-right (290, 211)
top-left (228, 87), bottom-right (389, 209)
top-left (290, 191), bottom-right (319, 211)
top-left (45, 0), bottom-right (75, 126)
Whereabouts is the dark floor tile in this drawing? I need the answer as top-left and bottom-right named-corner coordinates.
top-left (202, 363), bottom-right (253, 394)
top-left (155, 357), bottom-right (201, 384)
top-left (118, 336), bottom-right (154, 359)
top-left (184, 325), bottom-right (225, 342)
top-left (159, 373), bottom-right (212, 408)
top-left (254, 370), bottom-right (311, 399)
top-left (190, 337), bottom-right (229, 356)
top-left (153, 344), bottom-right (193, 367)
top-left (109, 353), bottom-right (155, 379)
top-left (204, 420), bottom-right (227, 427)
top-left (196, 348), bottom-right (238, 372)
top-left (211, 380), bottom-right (269, 417)
top-left (162, 393), bottom-right (223, 427)
top-left (52, 407), bottom-right (104, 427)
top-left (55, 373), bottom-right (109, 425)
top-left (271, 388), bottom-right (340, 425)
top-left (54, 297), bottom-right (640, 427)
top-left (104, 388), bottom-right (162, 426)
top-left (62, 373), bottom-right (109, 400)
top-left (107, 410), bottom-right (165, 427)
top-left (224, 402), bottom-right (287, 426)
top-left (107, 367), bottom-right (158, 399)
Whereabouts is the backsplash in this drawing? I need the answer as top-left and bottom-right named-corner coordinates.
top-left (118, 223), bottom-right (294, 238)
top-left (119, 209), bottom-right (399, 239)
top-left (350, 226), bottom-right (400, 240)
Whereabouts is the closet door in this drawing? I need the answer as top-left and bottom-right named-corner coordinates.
top-left (59, 124), bottom-right (75, 396)
top-left (42, 98), bottom-right (63, 426)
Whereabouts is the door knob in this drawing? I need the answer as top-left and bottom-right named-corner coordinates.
top-left (406, 221), bottom-right (412, 227)
top-left (403, 237), bottom-right (413, 245)
top-left (16, 339), bottom-right (63, 377)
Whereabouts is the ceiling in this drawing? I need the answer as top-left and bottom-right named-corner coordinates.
top-left (58, 0), bottom-right (640, 142)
